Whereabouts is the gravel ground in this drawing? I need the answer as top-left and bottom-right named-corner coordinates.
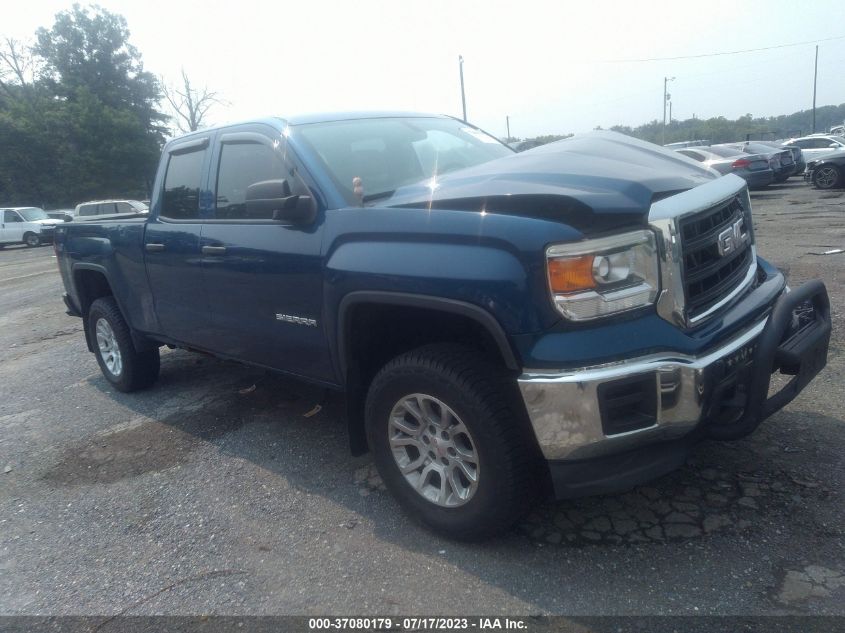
top-left (0, 179), bottom-right (843, 617)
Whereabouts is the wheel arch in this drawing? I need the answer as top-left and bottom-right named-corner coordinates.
top-left (336, 291), bottom-right (522, 455)
top-left (72, 264), bottom-right (157, 354)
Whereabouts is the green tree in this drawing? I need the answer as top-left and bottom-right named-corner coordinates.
top-left (0, 4), bottom-right (165, 206)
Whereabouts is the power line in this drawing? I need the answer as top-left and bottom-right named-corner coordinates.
top-left (601, 34), bottom-right (845, 63)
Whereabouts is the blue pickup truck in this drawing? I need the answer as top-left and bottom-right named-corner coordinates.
top-left (55, 112), bottom-right (831, 539)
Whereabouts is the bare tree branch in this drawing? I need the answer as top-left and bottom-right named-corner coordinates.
top-left (0, 37), bottom-right (39, 99)
top-left (161, 68), bottom-right (227, 133)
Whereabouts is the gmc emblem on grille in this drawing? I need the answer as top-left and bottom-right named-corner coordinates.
top-left (717, 218), bottom-right (749, 256)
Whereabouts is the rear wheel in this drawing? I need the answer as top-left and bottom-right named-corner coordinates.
top-left (365, 344), bottom-right (540, 539)
top-left (813, 165), bottom-right (843, 189)
top-left (23, 232), bottom-right (40, 247)
top-left (88, 296), bottom-right (160, 392)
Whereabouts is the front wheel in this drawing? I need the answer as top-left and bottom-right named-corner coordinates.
top-left (88, 296), bottom-right (160, 392)
top-left (24, 232), bottom-right (40, 247)
top-left (365, 344), bottom-right (540, 539)
top-left (813, 165), bottom-right (843, 189)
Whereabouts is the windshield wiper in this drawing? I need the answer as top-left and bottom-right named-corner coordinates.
top-left (362, 190), bottom-right (396, 204)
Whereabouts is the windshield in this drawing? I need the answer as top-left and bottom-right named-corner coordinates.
top-left (18, 208), bottom-right (49, 221)
top-left (295, 117), bottom-right (513, 205)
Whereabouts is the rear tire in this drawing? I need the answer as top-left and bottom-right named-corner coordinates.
top-left (23, 232), bottom-right (40, 247)
top-left (88, 296), bottom-right (160, 392)
top-left (813, 165), bottom-right (843, 190)
top-left (365, 344), bottom-right (540, 539)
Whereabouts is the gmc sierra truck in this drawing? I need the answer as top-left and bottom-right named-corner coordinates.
top-left (55, 112), bottom-right (831, 539)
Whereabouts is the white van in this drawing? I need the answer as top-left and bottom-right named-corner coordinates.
top-left (0, 207), bottom-right (64, 248)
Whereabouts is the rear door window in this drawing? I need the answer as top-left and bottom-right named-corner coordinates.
top-left (162, 147), bottom-right (206, 220)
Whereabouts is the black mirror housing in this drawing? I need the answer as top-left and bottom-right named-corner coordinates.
top-left (272, 195), bottom-right (316, 224)
top-left (245, 179), bottom-right (316, 224)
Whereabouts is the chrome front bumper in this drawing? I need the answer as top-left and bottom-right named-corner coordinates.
top-left (517, 317), bottom-right (768, 461)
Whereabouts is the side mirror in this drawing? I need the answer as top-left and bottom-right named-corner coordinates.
top-left (829, 143), bottom-right (839, 149)
top-left (245, 179), bottom-right (316, 224)
top-left (64, 215), bottom-right (73, 222)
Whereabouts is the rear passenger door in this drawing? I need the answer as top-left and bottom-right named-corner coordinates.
top-left (144, 136), bottom-right (215, 346)
top-left (199, 124), bottom-right (333, 381)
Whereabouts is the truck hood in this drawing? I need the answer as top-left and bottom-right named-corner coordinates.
top-left (387, 130), bottom-right (719, 232)
top-left (34, 218), bottom-right (64, 226)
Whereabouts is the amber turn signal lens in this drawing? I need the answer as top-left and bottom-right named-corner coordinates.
top-left (548, 255), bottom-right (597, 294)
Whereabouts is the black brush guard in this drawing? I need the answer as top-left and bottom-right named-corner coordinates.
top-left (707, 280), bottom-right (831, 440)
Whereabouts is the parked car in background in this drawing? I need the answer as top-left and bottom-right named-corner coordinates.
top-left (0, 207), bottom-right (64, 247)
top-left (782, 135), bottom-right (845, 162)
top-left (829, 124), bottom-right (844, 136)
top-left (718, 142), bottom-right (795, 182)
top-left (674, 145), bottom-right (774, 189)
top-left (46, 209), bottom-right (76, 222)
top-left (74, 199), bottom-right (149, 219)
top-left (805, 152), bottom-right (845, 190)
top-left (757, 141), bottom-right (805, 174)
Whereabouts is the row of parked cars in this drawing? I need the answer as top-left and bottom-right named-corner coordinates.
top-left (666, 133), bottom-right (845, 190)
top-left (0, 199), bottom-right (148, 249)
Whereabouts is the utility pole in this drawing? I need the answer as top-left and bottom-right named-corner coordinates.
top-left (662, 76), bottom-right (675, 145)
top-left (459, 55), bottom-right (467, 122)
top-left (669, 101), bottom-right (672, 125)
top-left (812, 45), bottom-right (818, 133)
top-left (506, 115), bottom-right (510, 140)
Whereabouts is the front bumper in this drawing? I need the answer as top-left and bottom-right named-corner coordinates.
top-left (518, 281), bottom-right (831, 498)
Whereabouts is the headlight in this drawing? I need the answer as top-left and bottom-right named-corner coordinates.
top-left (546, 230), bottom-right (659, 320)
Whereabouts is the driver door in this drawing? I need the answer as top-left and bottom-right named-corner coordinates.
top-left (2, 210), bottom-right (25, 243)
top-left (199, 124), bottom-right (333, 381)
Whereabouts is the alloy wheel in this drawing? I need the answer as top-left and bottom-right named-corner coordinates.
top-left (95, 318), bottom-right (123, 376)
top-left (815, 166), bottom-right (839, 189)
top-left (388, 393), bottom-right (480, 507)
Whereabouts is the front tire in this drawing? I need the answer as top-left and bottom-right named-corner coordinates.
top-left (88, 297), bottom-right (160, 392)
top-left (24, 232), bottom-right (40, 247)
top-left (365, 344), bottom-right (539, 539)
top-left (813, 165), bottom-right (843, 189)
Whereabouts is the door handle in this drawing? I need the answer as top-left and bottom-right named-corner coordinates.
top-left (201, 245), bottom-right (227, 255)
top-left (145, 243), bottom-right (165, 252)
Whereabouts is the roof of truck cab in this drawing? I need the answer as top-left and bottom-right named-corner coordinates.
top-left (283, 111), bottom-right (450, 125)
top-left (165, 111), bottom-right (455, 145)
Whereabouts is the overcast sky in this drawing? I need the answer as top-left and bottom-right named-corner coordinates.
top-left (5, 0), bottom-right (845, 138)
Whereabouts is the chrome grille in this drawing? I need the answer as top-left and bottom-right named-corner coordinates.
top-left (678, 197), bottom-right (753, 319)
